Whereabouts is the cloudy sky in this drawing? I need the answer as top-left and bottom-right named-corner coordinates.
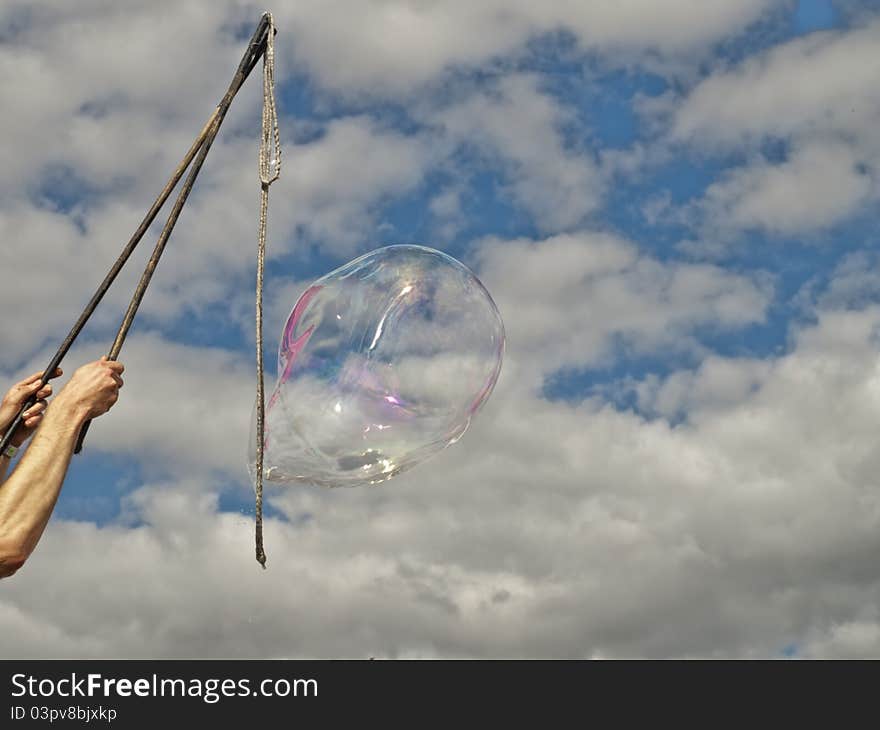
top-left (1, 0), bottom-right (880, 658)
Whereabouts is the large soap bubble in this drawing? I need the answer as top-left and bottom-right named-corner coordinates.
top-left (248, 244), bottom-right (505, 488)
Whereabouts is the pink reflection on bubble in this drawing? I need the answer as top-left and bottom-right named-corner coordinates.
top-left (263, 284), bottom-right (323, 450)
top-left (267, 284), bottom-right (322, 414)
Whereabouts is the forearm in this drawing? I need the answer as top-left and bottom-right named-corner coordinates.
top-left (0, 398), bottom-right (87, 569)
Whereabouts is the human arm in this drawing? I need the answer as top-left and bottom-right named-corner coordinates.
top-left (0, 358), bottom-right (123, 578)
top-left (0, 369), bottom-right (61, 482)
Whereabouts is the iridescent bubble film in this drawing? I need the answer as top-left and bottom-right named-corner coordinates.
top-left (248, 245), bottom-right (505, 488)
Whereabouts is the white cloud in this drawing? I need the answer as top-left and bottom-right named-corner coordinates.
top-left (669, 19), bottom-right (880, 238)
top-left (77, 334), bottom-right (255, 476)
top-left (697, 139), bottom-right (872, 235)
top-left (0, 0), bottom-right (784, 370)
top-left (0, 0), bottom-right (439, 363)
top-left (426, 75), bottom-right (602, 232)
top-left (278, 0), bottom-right (781, 96)
top-left (8, 300), bottom-right (880, 657)
top-left (278, 117), bottom-right (433, 252)
top-left (633, 355), bottom-right (773, 420)
top-left (816, 251), bottom-right (880, 310)
top-left (472, 231), bottom-right (771, 380)
top-left (672, 21), bottom-right (880, 149)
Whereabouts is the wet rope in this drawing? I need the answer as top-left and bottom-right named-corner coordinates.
top-left (255, 12), bottom-right (280, 568)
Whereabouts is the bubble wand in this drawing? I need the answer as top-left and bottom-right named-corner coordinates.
top-left (0, 13), bottom-right (277, 459)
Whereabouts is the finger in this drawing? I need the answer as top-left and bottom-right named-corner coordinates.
top-left (14, 378), bottom-right (41, 395)
top-left (105, 361), bottom-right (125, 374)
top-left (10, 378), bottom-right (46, 405)
top-left (35, 384), bottom-right (53, 399)
top-left (23, 400), bottom-right (48, 418)
top-left (18, 367), bottom-right (62, 388)
top-left (24, 380), bottom-right (45, 399)
top-left (109, 373), bottom-right (124, 388)
top-left (23, 414), bottom-right (43, 429)
top-left (22, 401), bottom-right (46, 423)
top-left (18, 371), bottom-right (44, 387)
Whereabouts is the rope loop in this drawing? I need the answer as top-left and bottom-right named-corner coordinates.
top-left (255, 11), bottom-right (280, 568)
top-left (259, 13), bottom-right (281, 187)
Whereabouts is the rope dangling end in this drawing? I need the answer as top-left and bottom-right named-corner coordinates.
top-left (255, 447), bottom-right (267, 569)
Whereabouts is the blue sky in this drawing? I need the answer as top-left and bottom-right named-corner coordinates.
top-left (3, 0), bottom-right (880, 658)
